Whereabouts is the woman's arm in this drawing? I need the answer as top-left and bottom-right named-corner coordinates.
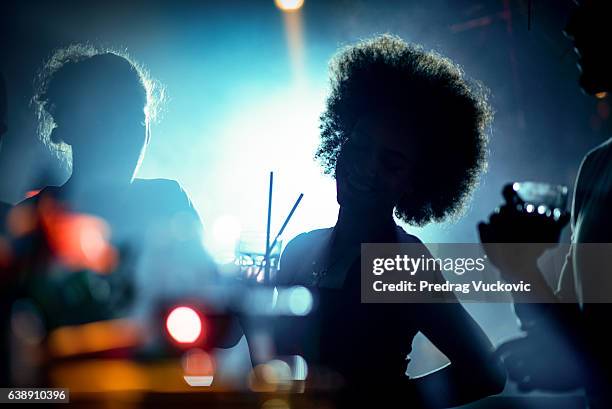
top-left (410, 302), bottom-right (506, 408)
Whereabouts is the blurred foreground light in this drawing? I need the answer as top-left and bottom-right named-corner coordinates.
top-left (264, 360), bottom-right (292, 384)
top-left (274, 0), bottom-right (304, 12)
top-left (287, 286), bottom-right (313, 316)
top-left (39, 198), bottom-right (117, 274)
top-left (249, 361), bottom-right (291, 392)
top-left (182, 348), bottom-right (215, 387)
top-left (242, 287), bottom-right (277, 315)
top-left (166, 306), bottom-right (203, 344)
top-left (262, 398), bottom-right (291, 409)
top-left (50, 359), bottom-right (210, 393)
top-left (183, 375), bottom-right (213, 387)
top-left (249, 357), bottom-right (306, 393)
top-left (595, 92), bottom-right (608, 99)
top-left (48, 319), bottom-right (143, 358)
top-left (291, 355), bottom-right (308, 381)
top-left (244, 286), bottom-right (313, 316)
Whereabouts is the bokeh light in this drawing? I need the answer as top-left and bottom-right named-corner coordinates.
top-left (38, 199), bottom-right (117, 274)
top-left (165, 306), bottom-right (203, 344)
top-left (182, 348), bottom-right (215, 387)
top-left (287, 286), bottom-right (312, 316)
top-left (182, 348), bottom-right (215, 375)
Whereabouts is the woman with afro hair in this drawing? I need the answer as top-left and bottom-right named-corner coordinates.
top-left (263, 35), bottom-right (506, 406)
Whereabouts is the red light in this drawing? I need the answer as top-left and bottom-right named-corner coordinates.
top-left (165, 306), bottom-right (203, 344)
top-left (24, 189), bottom-right (41, 199)
top-left (182, 348), bottom-right (215, 375)
top-left (37, 198), bottom-right (117, 274)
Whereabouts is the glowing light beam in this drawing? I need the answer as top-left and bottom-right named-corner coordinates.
top-left (274, 0), bottom-right (304, 12)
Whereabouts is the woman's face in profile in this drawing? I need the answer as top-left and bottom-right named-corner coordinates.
top-left (47, 90), bottom-right (147, 182)
top-left (336, 113), bottom-right (416, 212)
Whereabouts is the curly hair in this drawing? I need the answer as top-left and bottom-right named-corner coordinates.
top-left (317, 34), bottom-right (492, 226)
top-left (32, 43), bottom-right (165, 159)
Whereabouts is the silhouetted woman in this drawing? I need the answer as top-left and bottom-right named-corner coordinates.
top-left (264, 35), bottom-right (505, 407)
top-left (25, 45), bottom-right (216, 325)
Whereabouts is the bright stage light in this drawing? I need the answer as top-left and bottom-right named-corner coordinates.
top-left (208, 214), bottom-right (242, 263)
top-left (274, 0), bottom-right (304, 12)
top-left (166, 306), bottom-right (203, 344)
top-left (212, 214), bottom-right (242, 245)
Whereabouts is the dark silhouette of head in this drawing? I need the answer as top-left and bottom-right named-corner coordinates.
top-left (317, 35), bottom-right (491, 226)
top-left (564, 0), bottom-right (612, 95)
top-left (0, 72), bottom-right (6, 148)
top-left (33, 45), bottom-right (162, 186)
